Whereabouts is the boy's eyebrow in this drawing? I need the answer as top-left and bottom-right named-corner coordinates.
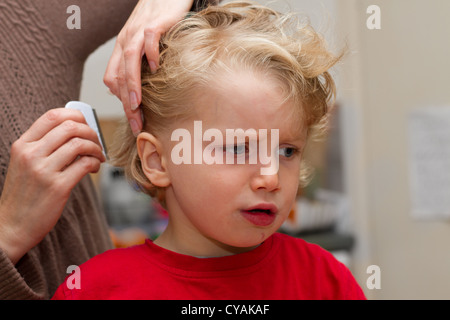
top-left (279, 128), bottom-right (307, 143)
top-left (200, 127), bottom-right (259, 143)
top-left (198, 127), bottom-right (307, 146)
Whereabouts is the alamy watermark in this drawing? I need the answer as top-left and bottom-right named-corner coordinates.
top-left (66, 265), bottom-right (81, 289)
top-left (66, 4), bottom-right (380, 31)
top-left (170, 121), bottom-right (280, 175)
top-left (66, 5), bottom-right (81, 30)
top-left (367, 5), bottom-right (381, 30)
top-left (366, 264), bottom-right (381, 290)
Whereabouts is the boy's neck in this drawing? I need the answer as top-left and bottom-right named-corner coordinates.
top-left (153, 225), bottom-right (259, 258)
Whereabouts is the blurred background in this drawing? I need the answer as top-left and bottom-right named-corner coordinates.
top-left (81, 0), bottom-right (450, 299)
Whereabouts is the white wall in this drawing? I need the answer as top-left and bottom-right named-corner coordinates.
top-left (338, 0), bottom-right (450, 299)
top-left (80, 38), bottom-right (123, 119)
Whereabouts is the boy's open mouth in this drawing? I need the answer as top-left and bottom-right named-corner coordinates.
top-left (245, 209), bottom-right (273, 214)
top-left (242, 203), bottom-right (277, 215)
top-left (241, 203), bottom-right (278, 226)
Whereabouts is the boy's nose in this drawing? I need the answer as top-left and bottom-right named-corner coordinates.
top-left (250, 171), bottom-right (280, 193)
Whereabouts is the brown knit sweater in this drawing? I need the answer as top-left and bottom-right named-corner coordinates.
top-left (0, 0), bottom-right (216, 300)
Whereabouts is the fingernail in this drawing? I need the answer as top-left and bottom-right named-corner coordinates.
top-left (130, 119), bottom-right (140, 137)
top-left (130, 91), bottom-right (139, 111)
top-left (149, 61), bottom-right (157, 75)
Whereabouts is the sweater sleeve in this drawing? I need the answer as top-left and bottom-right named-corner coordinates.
top-left (0, 249), bottom-right (44, 300)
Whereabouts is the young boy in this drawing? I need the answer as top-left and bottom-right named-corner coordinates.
top-left (52, 1), bottom-right (365, 300)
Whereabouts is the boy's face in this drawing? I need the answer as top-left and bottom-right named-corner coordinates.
top-left (157, 70), bottom-right (307, 257)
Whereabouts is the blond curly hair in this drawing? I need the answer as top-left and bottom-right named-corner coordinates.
top-left (110, 1), bottom-right (342, 205)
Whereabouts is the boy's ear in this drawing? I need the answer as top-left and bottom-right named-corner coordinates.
top-left (136, 132), bottom-right (171, 188)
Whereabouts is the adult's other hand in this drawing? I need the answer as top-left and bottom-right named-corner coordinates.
top-left (104, 0), bottom-right (194, 136)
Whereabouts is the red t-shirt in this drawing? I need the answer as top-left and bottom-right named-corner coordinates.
top-left (52, 233), bottom-right (366, 300)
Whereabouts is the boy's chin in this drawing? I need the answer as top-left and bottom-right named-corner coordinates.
top-left (222, 231), bottom-right (275, 252)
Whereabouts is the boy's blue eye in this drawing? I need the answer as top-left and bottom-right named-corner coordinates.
top-left (278, 147), bottom-right (297, 158)
top-left (223, 144), bottom-right (297, 158)
top-left (225, 144), bottom-right (247, 155)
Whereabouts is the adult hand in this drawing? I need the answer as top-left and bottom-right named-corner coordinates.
top-left (0, 108), bottom-right (106, 265)
top-left (104, 0), bottom-right (194, 136)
